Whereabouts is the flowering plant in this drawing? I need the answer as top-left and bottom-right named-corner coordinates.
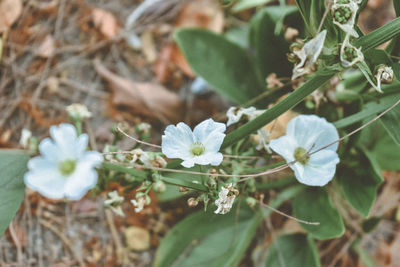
top-left (1, 0), bottom-right (400, 266)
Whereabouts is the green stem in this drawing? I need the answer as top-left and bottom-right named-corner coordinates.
top-left (102, 162), bottom-right (148, 180)
top-left (74, 120), bottom-right (82, 136)
top-left (222, 72), bottom-right (335, 149)
top-left (161, 176), bottom-right (208, 192)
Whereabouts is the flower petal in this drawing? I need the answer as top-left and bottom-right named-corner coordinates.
top-left (270, 135), bottom-right (298, 162)
top-left (193, 118), bottom-right (226, 144)
top-left (64, 167), bottom-right (98, 200)
top-left (39, 138), bottom-right (62, 162)
top-left (161, 122), bottom-right (194, 159)
top-left (285, 115), bottom-right (339, 152)
top-left (50, 123), bottom-right (79, 159)
top-left (24, 170), bottom-right (67, 199)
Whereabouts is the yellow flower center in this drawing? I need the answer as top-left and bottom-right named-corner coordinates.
top-left (58, 159), bottom-right (77, 176)
top-left (190, 142), bottom-right (205, 156)
top-left (294, 147), bottom-right (310, 165)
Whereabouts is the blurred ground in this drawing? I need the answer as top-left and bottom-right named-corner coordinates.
top-left (0, 0), bottom-right (399, 266)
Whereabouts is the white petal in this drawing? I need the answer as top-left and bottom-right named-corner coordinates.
top-left (80, 151), bottom-right (104, 167)
top-left (270, 135), bottom-right (297, 162)
top-left (285, 115), bottom-right (339, 152)
top-left (64, 167), bottom-right (98, 200)
top-left (39, 138), bottom-right (61, 162)
top-left (308, 150), bottom-right (340, 167)
top-left (299, 164), bottom-right (337, 186)
top-left (24, 170), bottom-right (67, 199)
top-left (181, 157), bottom-right (196, 168)
top-left (161, 122), bottom-right (194, 159)
top-left (193, 118), bottom-right (226, 144)
top-left (206, 152), bottom-right (223, 166)
top-left (202, 131), bottom-right (225, 153)
top-left (76, 134), bottom-right (89, 155)
top-left (28, 156), bottom-right (57, 171)
top-left (49, 124), bottom-right (79, 158)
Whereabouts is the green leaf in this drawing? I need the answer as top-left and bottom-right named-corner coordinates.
top-left (0, 150), bottom-right (29, 236)
top-left (292, 188), bottom-right (345, 240)
top-left (175, 29), bottom-right (265, 105)
top-left (224, 26), bottom-right (249, 48)
top-left (334, 93), bottom-right (400, 128)
top-left (394, 0), bottom-right (400, 17)
top-left (357, 62), bottom-right (380, 92)
top-left (222, 70), bottom-right (335, 148)
top-left (154, 204), bottom-right (261, 267)
top-left (248, 6), bottom-right (297, 78)
top-left (358, 120), bottom-right (400, 170)
top-left (355, 17), bottom-right (400, 52)
top-left (154, 186), bottom-right (303, 267)
top-left (380, 102), bottom-right (400, 144)
top-left (265, 234), bottom-right (320, 267)
top-left (337, 149), bottom-right (383, 217)
top-left (232, 0), bottom-right (273, 12)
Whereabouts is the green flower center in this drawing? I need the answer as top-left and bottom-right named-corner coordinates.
top-left (342, 46), bottom-right (358, 61)
top-left (333, 6), bottom-right (352, 24)
top-left (190, 142), bottom-right (205, 156)
top-left (58, 159), bottom-right (77, 176)
top-left (293, 147), bottom-right (310, 165)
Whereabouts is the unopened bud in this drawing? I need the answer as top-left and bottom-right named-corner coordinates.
top-left (179, 187), bottom-right (189, 193)
top-left (187, 197), bottom-right (199, 207)
top-left (246, 197), bottom-right (257, 208)
top-left (153, 180), bottom-right (166, 193)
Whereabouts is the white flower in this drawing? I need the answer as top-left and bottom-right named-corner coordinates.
top-left (292, 30), bottom-right (327, 80)
top-left (136, 122), bottom-right (151, 134)
top-left (131, 193), bottom-right (151, 213)
top-left (104, 191), bottom-right (125, 217)
top-left (20, 129), bottom-right (32, 149)
top-left (270, 115), bottom-right (340, 187)
top-left (162, 118), bottom-right (226, 168)
top-left (214, 183), bottom-right (239, 215)
top-left (24, 123), bottom-right (103, 200)
top-left (255, 128), bottom-right (272, 153)
top-left (375, 65), bottom-right (394, 92)
top-left (66, 103), bottom-right (92, 121)
top-left (340, 35), bottom-right (364, 67)
top-left (332, 1), bottom-right (359, 37)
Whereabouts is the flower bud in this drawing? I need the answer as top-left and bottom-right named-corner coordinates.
top-left (246, 197), bottom-right (257, 208)
top-left (66, 103), bottom-right (92, 121)
top-left (187, 197), bottom-right (199, 207)
top-left (153, 180), bottom-right (166, 193)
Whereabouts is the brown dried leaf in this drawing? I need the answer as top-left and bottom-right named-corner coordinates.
top-left (94, 60), bottom-right (184, 123)
top-left (0, 0), bottom-right (22, 33)
top-left (91, 8), bottom-right (120, 39)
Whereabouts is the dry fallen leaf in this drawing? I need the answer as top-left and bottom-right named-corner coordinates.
top-left (0, 0), bottom-right (22, 33)
top-left (94, 60), bottom-right (184, 123)
top-left (36, 35), bottom-right (55, 58)
top-left (125, 226), bottom-right (151, 251)
top-left (91, 8), bottom-right (120, 39)
top-left (265, 110), bottom-right (299, 140)
top-left (140, 30), bottom-right (157, 63)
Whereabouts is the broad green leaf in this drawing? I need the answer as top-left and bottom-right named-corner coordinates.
top-left (337, 150), bottom-right (383, 217)
top-left (292, 188), bottom-right (345, 240)
top-left (0, 150), bottom-right (29, 236)
top-left (154, 186), bottom-right (303, 267)
top-left (358, 120), bottom-right (400, 170)
top-left (224, 27), bottom-right (249, 49)
top-left (249, 6), bottom-right (297, 78)
top-left (232, 0), bottom-right (273, 12)
top-left (380, 102), bottom-right (400, 144)
top-left (175, 29), bottom-right (265, 105)
top-left (153, 204), bottom-right (261, 267)
top-left (265, 234), bottom-right (320, 267)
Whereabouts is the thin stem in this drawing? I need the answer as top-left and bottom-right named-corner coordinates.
top-left (117, 125), bottom-right (161, 149)
top-left (258, 200), bottom-right (320, 225)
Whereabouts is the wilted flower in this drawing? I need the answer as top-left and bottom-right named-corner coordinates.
top-left (136, 122), bottom-right (151, 135)
top-left (104, 191), bottom-right (125, 217)
top-left (375, 65), bottom-right (394, 93)
top-left (131, 193), bottom-right (151, 213)
top-left (187, 197), bottom-right (199, 207)
top-left (340, 35), bottom-right (364, 67)
top-left (20, 129), bottom-right (32, 149)
top-left (332, 1), bottom-right (359, 37)
top-left (291, 30), bottom-right (327, 80)
top-left (214, 183), bottom-right (239, 215)
top-left (66, 103), bottom-right (92, 121)
top-left (162, 118), bottom-right (226, 168)
top-left (226, 107), bottom-right (271, 153)
top-left (270, 115), bottom-right (340, 186)
top-left (24, 124), bottom-right (103, 200)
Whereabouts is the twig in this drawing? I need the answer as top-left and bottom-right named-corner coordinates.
top-left (105, 209), bottom-right (128, 266)
top-left (259, 200), bottom-right (320, 225)
top-left (39, 219), bottom-right (85, 267)
top-left (8, 221), bottom-right (23, 264)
